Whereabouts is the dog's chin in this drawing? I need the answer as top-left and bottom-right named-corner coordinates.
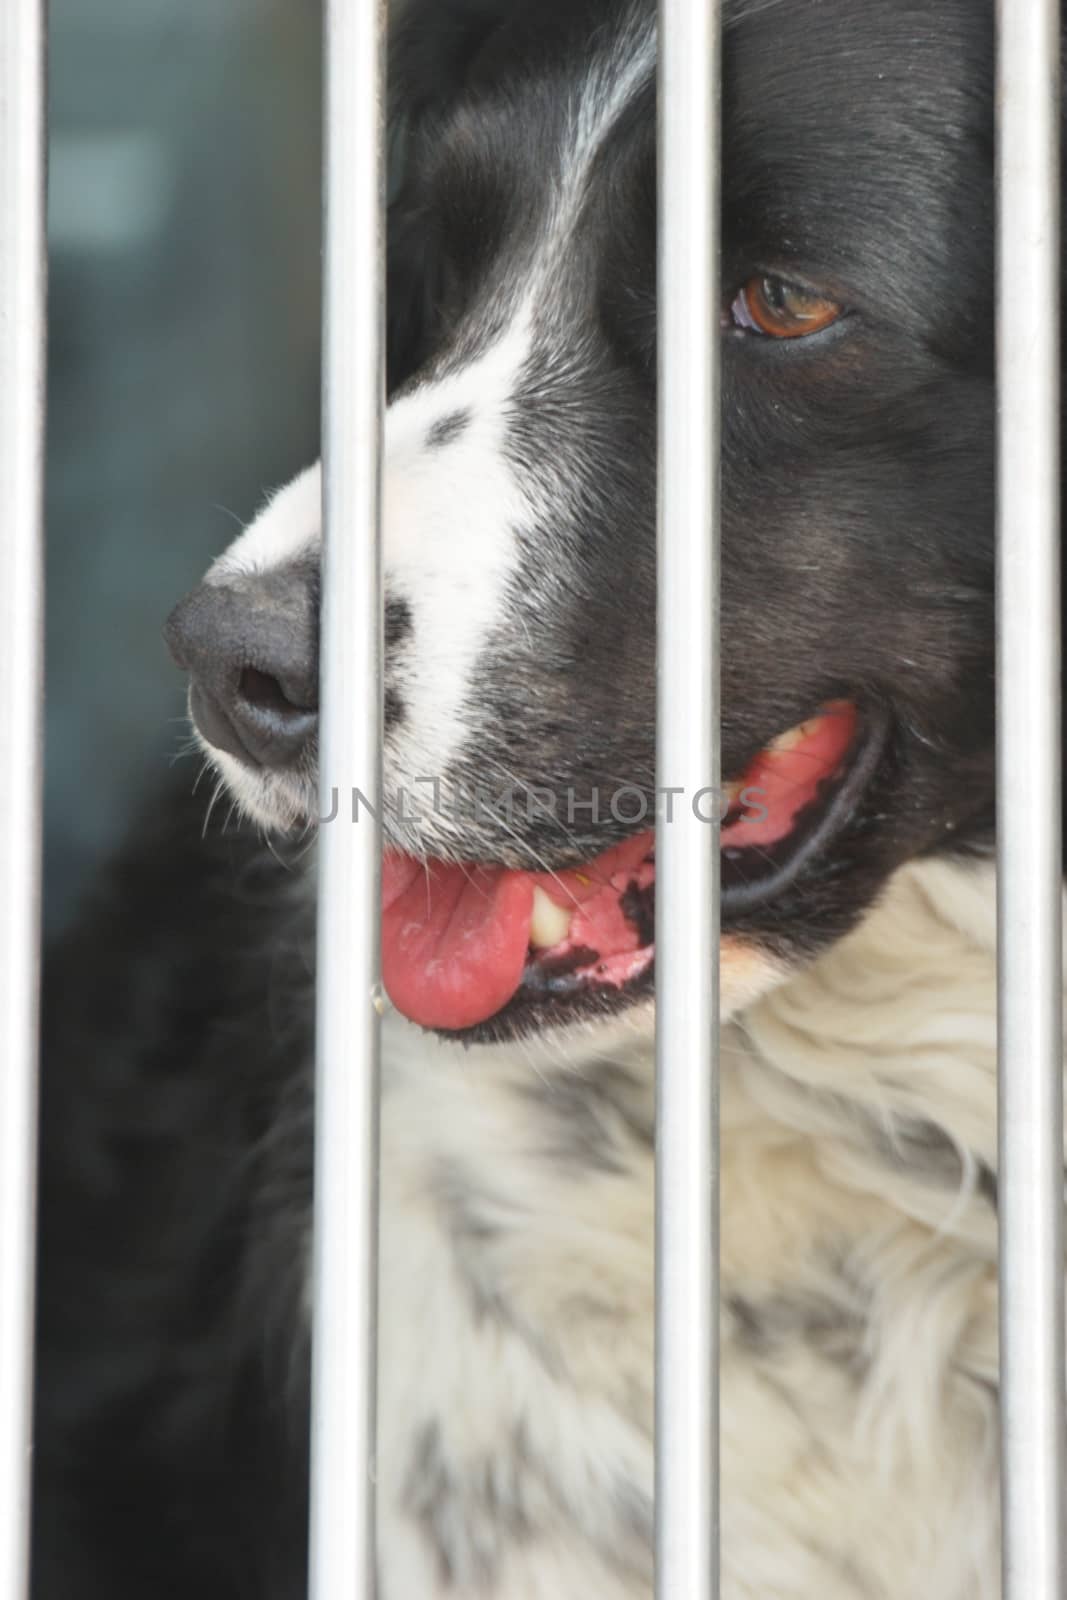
top-left (196, 698), bottom-right (888, 1045)
top-left (200, 745), bottom-right (317, 835)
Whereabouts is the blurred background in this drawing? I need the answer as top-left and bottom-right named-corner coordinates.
top-left (45, 0), bottom-right (322, 933)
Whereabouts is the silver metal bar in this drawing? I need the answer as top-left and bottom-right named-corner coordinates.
top-left (654, 1), bottom-right (722, 1596)
top-left (0, 3), bottom-right (46, 1597)
top-left (310, 0), bottom-right (387, 1596)
top-left (995, 0), bottom-right (1065, 1595)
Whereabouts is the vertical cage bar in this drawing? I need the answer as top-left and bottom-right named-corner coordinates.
top-left (0, 3), bottom-right (46, 1598)
top-left (655, 2), bottom-right (722, 1598)
top-left (310, 1), bottom-right (387, 1597)
top-left (996, 0), bottom-right (1065, 1596)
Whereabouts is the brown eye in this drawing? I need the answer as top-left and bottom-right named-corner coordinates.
top-left (733, 275), bottom-right (843, 339)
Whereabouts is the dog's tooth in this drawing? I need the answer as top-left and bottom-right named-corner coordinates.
top-left (723, 779), bottom-right (743, 807)
top-left (530, 886), bottom-right (573, 949)
top-left (767, 720), bottom-right (816, 755)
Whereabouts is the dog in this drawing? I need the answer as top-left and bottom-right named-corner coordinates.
top-left (33, 0), bottom-right (1048, 1595)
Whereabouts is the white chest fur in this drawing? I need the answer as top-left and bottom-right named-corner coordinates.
top-left (373, 858), bottom-right (1032, 1598)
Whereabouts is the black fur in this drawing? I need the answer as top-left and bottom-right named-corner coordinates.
top-left (34, 795), bottom-right (315, 1598)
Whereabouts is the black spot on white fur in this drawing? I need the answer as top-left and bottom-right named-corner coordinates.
top-left (520, 1061), bottom-right (653, 1174)
top-left (425, 408), bottom-right (472, 449)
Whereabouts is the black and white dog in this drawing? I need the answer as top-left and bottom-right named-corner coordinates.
top-left (34, 1), bottom-right (1057, 1596)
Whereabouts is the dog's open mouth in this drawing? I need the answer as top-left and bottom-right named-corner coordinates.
top-left (382, 701), bottom-right (885, 1031)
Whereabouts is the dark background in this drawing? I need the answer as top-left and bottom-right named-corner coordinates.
top-left (45, 0), bottom-right (322, 933)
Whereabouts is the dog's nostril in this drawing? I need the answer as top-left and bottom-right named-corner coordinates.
top-left (238, 665), bottom-right (315, 719)
top-left (227, 663), bottom-right (318, 771)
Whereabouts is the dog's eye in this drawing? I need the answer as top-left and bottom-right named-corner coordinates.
top-left (731, 276), bottom-right (842, 339)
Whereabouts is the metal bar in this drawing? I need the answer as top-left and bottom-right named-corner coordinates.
top-left (654, 1), bottom-right (722, 1597)
top-left (995, 0), bottom-right (1065, 1595)
top-left (0, 3), bottom-right (46, 1597)
top-left (309, 0), bottom-right (387, 1596)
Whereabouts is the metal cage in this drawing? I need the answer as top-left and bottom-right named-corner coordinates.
top-left (0, 0), bottom-right (1063, 1595)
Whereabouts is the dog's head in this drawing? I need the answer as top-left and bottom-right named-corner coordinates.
top-left (166, 0), bottom-right (1012, 1041)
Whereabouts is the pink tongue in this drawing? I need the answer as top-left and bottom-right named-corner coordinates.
top-left (381, 858), bottom-right (533, 1031)
top-left (380, 831), bottom-right (655, 1031)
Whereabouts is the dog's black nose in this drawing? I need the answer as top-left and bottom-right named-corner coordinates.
top-left (164, 565), bottom-right (319, 770)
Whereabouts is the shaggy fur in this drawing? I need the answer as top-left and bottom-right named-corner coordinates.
top-left (374, 853), bottom-right (1010, 1600)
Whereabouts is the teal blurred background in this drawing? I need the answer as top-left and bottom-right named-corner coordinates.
top-left (45, 0), bottom-right (322, 932)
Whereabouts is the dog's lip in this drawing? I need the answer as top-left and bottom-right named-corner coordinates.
top-left (452, 703), bottom-right (891, 1041)
top-left (720, 699), bottom-right (889, 912)
top-left (511, 700), bottom-right (887, 996)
